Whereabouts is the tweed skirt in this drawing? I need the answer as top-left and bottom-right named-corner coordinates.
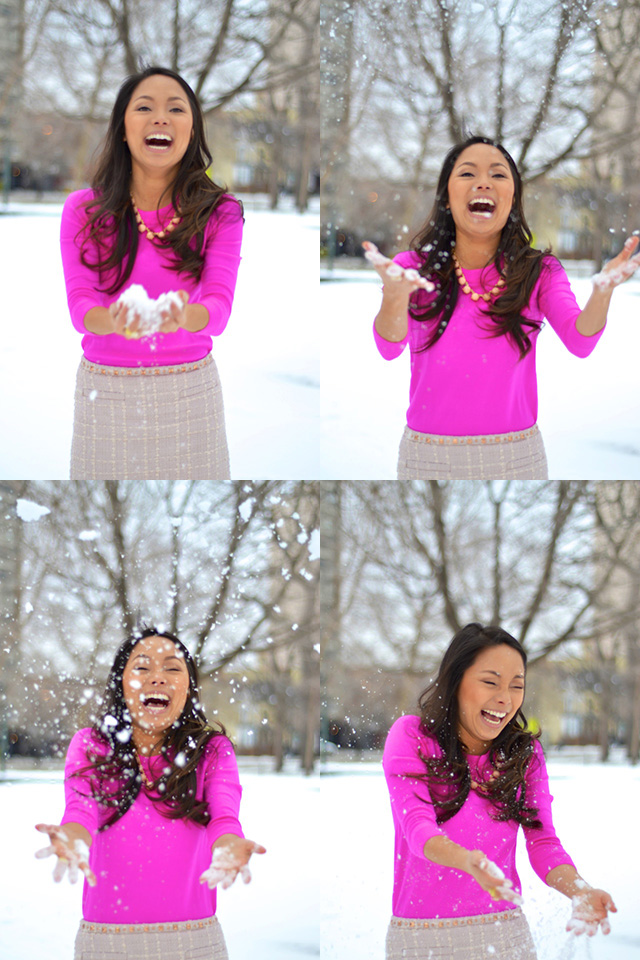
top-left (397, 424), bottom-right (548, 480)
top-left (70, 354), bottom-right (230, 480)
top-left (74, 915), bottom-right (228, 960)
top-left (386, 908), bottom-right (537, 960)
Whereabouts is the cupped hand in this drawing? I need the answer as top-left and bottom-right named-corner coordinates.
top-left (567, 887), bottom-right (617, 936)
top-left (35, 823), bottom-right (96, 887)
top-left (108, 300), bottom-right (143, 338)
top-left (157, 289), bottom-right (189, 334)
top-left (593, 235), bottom-right (640, 291)
top-left (199, 837), bottom-right (266, 890)
top-left (363, 241), bottom-right (435, 293)
top-left (465, 850), bottom-right (523, 905)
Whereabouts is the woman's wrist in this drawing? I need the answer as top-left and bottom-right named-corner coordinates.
top-left (545, 864), bottom-right (586, 899)
top-left (180, 303), bottom-right (209, 332)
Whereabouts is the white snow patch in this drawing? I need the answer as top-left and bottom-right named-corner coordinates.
top-left (78, 530), bottom-right (98, 541)
top-left (16, 499), bottom-right (51, 522)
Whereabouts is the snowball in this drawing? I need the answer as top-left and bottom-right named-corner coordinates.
top-left (117, 284), bottom-right (184, 335)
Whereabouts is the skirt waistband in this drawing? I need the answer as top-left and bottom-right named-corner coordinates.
top-left (80, 354), bottom-right (212, 377)
top-left (389, 908), bottom-right (522, 930)
top-left (405, 424), bottom-right (539, 446)
top-left (78, 916), bottom-right (219, 935)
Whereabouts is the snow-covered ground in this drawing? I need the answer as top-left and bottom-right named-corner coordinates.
top-left (321, 758), bottom-right (640, 959)
top-left (0, 200), bottom-right (319, 479)
top-left (0, 762), bottom-right (319, 960)
top-left (320, 269), bottom-right (640, 479)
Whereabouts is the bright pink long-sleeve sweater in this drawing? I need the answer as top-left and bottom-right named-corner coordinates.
top-left (60, 189), bottom-right (243, 367)
top-left (373, 252), bottom-right (604, 435)
top-left (383, 715), bottom-right (575, 920)
top-left (60, 728), bottom-right (244, 923)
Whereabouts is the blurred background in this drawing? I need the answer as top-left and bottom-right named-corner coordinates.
top-left (321, 0), bottom-right (640, 268)
top-left (0, 480), bottom-right (319, 772)
top-left (0, 0), bottom-right (319, 209)
top-left (321, 479), bottom-right (640, 760)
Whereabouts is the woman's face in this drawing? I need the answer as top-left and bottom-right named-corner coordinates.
top-left (123, 74), bottom-right (194, 183)
top-left (456, 644), bottom-right (525, 754)
top-left (447, 143), bottom-right (515, 246)
top-left (122, 635), bottom-right (191, 745)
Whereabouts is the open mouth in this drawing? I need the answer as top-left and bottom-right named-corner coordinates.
top-left (144, 134), bottom-right (173, 151)
top-left (140, 692), bottom-right (171, 714)
top-left (481, 708), bottom-right (507, 727)
top-left (468, 198), bottom-right (495, 219)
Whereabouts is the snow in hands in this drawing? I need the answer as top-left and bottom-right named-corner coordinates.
top-left (363, 241), bottom-right (435, 291)
top-left (478, 855), bottom-right (523, 905)
top-left (34, 824), bottom-right (96, 887)
top-left (592, 235), bottom-right (640, 291)
top-left (117, 283), bottom-right (184, 336)
top-left (199, 840), bottom-right (266, 890)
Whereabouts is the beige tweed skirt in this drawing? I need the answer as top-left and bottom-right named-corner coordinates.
top-left (386, 908), bottom-right (537, 959)
top-left (397, 424), bottom-right (548, 480)
top-left (70, 354), bottom-right (230, 480)
top-left (74, 915), bottom-right (228, 960)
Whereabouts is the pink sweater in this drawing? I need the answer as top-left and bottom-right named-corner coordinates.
top-left (60, 189), bottom-right (243, 367)
top-left (373, 252), bottom-right (604, 435)
top-left (383, 715), bottom-right (575, 919)
top-left (61, 728), bottom-right (244, 923)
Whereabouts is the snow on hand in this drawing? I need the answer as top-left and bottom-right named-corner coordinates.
top-left (117, 284), bottom-right (183, 336)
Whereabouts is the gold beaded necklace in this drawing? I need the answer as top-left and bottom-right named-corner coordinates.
top-left (135, 752), bottom-right (154, 789)
top-left (453, 252), bottom-right (506, 302)
top-left (130, 194), bottom-right (181, 241)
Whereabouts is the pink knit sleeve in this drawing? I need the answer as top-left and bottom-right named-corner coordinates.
top-left (523, 739), bottom-right (576, 883)
top-left (195, 199), bottom-right (243, 337)
top-left (382, 715), bottom-right (444, 858)
top-left (537, 257), bottom-right (604, 357)
top-left (59, 190), bottom-right (110, 334)
top-left (60, 728), bottom-right (103, 838)
top-left (203, 735), bottom-right (245, 846)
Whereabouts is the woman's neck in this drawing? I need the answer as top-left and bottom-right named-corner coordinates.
top-left (453, 234), bottom-right (500, 270)
top-left (132, 727), bottom-right (165, 756)
top-left (130, 170), bottom-right (175, 211)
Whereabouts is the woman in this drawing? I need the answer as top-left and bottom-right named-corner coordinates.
top-left (364, 136), bottom-right (640, 480)
top-left (35, 627), bottom-right (265, 960)
top-left (60, 66), bottom-right (243, 480)
top-left (383, 623), bottom-right (616, 960)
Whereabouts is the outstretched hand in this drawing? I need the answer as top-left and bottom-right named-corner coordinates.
top-left (592, 235), bottom-right (640, 291)
top-left (566, 886), bottom-right (617, 936)
top-left (363, 241), bottom-right (435, 294)
top-left (199, 836), bottom-right (266, 891)
top-left (466, 850), bottom-right (523, 905)
top-left (35, 823), bottom-right (96, 887)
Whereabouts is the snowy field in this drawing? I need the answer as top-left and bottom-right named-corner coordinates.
top-left (0, 762), bottom-right (319, 960)
top-left (320, 269), bottom-right (640, 479)
top-left (0, 200), bottom-right (319, 480)
top-left (321, 758), bottom-right (640, 960)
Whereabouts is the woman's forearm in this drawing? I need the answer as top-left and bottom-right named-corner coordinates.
top-left (374, 288), bottom-right (411, 342)
top-left (423, 834), bottom-right (470, 873)
top-left (545, 863), bottom-right (585, 899)
top-left (83, 306), bottom-right (115, 335)
top-left (181, 303), bottom-right (209, 332)
top-left (575, 287), bottom-right (613, 336)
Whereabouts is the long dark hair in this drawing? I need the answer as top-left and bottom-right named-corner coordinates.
top-left (77, 65), bottom-right (242, 296)
top-left (409, 136), bottom-right (552, 359)
top-left (415, 622), bottom-right (542, 828)
top-left (69, 626), bottom-right (227, 831)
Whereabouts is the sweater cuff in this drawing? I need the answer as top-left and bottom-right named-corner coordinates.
top-left (206, 817), bottom-right (245, 846)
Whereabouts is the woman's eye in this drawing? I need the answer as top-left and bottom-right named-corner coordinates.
top-left (170, 108), bottom-right (185, 113)
top-left (136, 106), bottom-right (150, 111)
top-left (483, 680), bottom-right (496, 686)
top-left (134, 666), bottom-right (148, 671)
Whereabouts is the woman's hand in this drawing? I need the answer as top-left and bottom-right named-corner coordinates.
top-left (363, 241), bottom-right (435, 294)
top-left (199, 835), bottom-right (266, 890)
top-left (35, 823), bottom-right (96, 887)
top-left (592, 235), bottom-right (640, 291)
top-left (566, 886), bottom-right (617, 936)
top-left (157, 289), bottom-right (189, 334)
top-left (465, 850), bottom-right (523, 905)
top-left (108, 300), bottom-right (143, 338)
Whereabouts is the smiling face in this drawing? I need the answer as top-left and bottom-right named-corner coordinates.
top-left (123, 74), bottom-right (194, 188)
top-left (121, 635), bottom-right (191, 753)
top-left (456, 644), bottom-right (525, 754)
top-left (447, 143), bottom-right (516, 250)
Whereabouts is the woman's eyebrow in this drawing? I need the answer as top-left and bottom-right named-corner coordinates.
top-left (479, 669), bottom-right (525, 678)
top-left (457, 161), bottom-right (509, 170)
top-left (133, 94), bottom-right (187, 103)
